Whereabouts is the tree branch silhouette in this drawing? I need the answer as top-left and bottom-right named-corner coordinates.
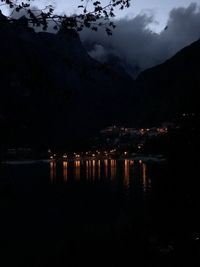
top-left (0, 0), bottom-right (131, 34)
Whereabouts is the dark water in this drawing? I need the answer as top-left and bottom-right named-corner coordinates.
top-left (0, 159), bottom-right (199, 266)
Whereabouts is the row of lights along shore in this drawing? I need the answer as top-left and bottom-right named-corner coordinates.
top-left (49, 149), bottom-right (132, 161)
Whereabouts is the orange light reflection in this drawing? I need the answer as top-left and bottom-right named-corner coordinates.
top-left (50, 161), bottom-right (56, 182)
top-left (63, 161), bottom-right (68, 182)
top-left (124, 159), bottom-right (130, 187)
top-left (74, 160), bottom-right (81, 181)
top-left (104, 159), bottom-right (108, 178)
top-left (110, 159), bottom-right (116, 180)
top-left (142, 163), bottom-right (151, 192)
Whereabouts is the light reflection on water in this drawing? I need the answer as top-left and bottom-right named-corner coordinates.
top-left (104, 159), bottom-right (108, 178)
top-left (124, 159), bottom-right (130, 188)
top-left (110, 159), bottom-right (116, 181)
top-left (50, 161), bottom-right (56, 182)
top-left (49, 159), bottom-right (151, 192)
top-left (92, 160), bottom-right (95, 181)
top-left (142, 163), bottom-right (151, 192)
top-left (74, 160), bottom-right (81, 181)
top-left (97, 160), bottom-right (101, 180)
top-left (63, 161), bottom-right (68, 182)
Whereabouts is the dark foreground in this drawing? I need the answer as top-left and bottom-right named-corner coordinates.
top-left (0, 159), bottom-right (199, 267)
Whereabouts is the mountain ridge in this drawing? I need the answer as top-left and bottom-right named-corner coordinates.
top-left (0, 15), bottom-right (134, 149)
top-left (134, 38), bottom-right (200, 124)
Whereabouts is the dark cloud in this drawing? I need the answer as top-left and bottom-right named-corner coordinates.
top-left (8, 2), bottom-right (200, 78)
top-left (80, 3), bottom-right (200, 77)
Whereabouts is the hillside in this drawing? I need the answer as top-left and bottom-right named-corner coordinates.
top-left (135, 39), bottom-right (200, 124)
top-left (0, 14), bottom-right (134, 149)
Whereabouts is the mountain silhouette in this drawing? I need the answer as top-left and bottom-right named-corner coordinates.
top-left (0, 14), bottom-right (199, 149)
top-left (135, 38), bottom-right (200, 125)
top-left (0, 15), bottom-right (133, 149)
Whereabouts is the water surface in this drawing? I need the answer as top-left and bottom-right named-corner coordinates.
top-left (0, 159), bottom-right (199, 266)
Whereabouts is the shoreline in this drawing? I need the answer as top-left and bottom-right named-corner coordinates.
top-left (1, 154), bottom-right (166, 165)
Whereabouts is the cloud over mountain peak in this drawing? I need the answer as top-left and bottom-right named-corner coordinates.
top-left (81, 3), bottom-right (200, 77)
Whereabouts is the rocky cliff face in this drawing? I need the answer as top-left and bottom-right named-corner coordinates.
top-left (0, 14), bottom-right (134, 149)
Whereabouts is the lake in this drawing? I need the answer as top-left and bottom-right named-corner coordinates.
top-left (0, 159), bottom-right (199, 266)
